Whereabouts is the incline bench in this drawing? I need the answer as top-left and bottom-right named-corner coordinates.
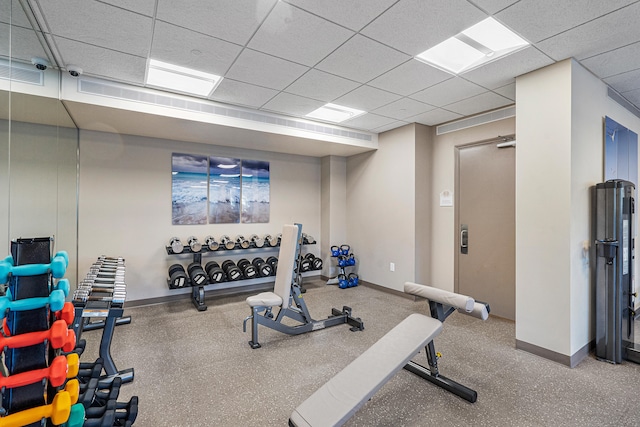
top-left (289, 282), bottom-right (490, 427)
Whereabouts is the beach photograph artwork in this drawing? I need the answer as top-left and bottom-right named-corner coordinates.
top-left (172, 153), bottom-right (208, 225)
top-left (241, 159), bottom-right (270, 223)
top-left (209, 156), bottom-right (241, 224)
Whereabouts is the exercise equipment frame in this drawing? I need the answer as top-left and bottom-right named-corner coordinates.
top-left (244, 224), bottom-right (364, 349)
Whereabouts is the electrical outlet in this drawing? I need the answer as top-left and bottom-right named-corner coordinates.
top-left (390, 262), bottom-right (395, 272)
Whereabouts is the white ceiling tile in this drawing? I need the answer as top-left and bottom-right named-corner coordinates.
top-left (225, 49), bottom-right (309, 90)
top-left (493, 83), bottom-right (516, 101)
top-left (53, 38), bottom-right (147, 84)
top-left (466, 0), bottom-right (519, 14)
top-left (100, 0), bottom-right (156, 16)
top-left (284, 0), bottom-right (397, 31)
top-left (248, 2), bottom-right (353, 67)
top-left (604, 69), bottom-right (640, 93)
top-left (284, 69), bottom-right (360, 102)
top-left (621, 88), bottom-right (640, 106)
top-left (361, 0), bottom-right (487, 55)
top-left (342, 113), bottom-right (398, 131)
top-left (372, 97), bottom-right (435, 120)
top-left (156, 0), bottom-right (277, 46)
top-left (373, 121), bottom-right (409, 133)
top-left (463, 47), bottom-right (554, 89)
top-left (333, 85), bottom-right (401, 111)
top-left (151, 21), bottom-right (242, 77)
top-left (581, 41), bottom-right (640, 78)
top-left (37, 0), bottom-right (152, 57)
top-left (261, 92), bottom-right (325, 116)
top-left (496, 0), bottom-right (637, 43)
top-left (535, 2), bottom-right (640, 61)
top-left (368, 60), bottom-right (451, 96)
top-left (2, 0), bottom-right (32, 27)
top-left (2, 25), bottom-right (48, 63)
top-left (410, 77), bottom-right (487, 106)
top-left (315, 34), bottom-right (410, 83)
top-left (209, 79), bottom-right (278, 109)
top-left (444, 91), bottom-right (512, 116)
top-left (408, 108), bottom-right (463, 126)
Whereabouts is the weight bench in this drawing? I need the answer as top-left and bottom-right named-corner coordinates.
top-left (243, 224), bottom-right (364, 349)
top-left (289, 282), bottom-right (489, 427)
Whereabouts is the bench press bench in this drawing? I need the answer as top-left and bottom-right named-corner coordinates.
top-left (289, 282), bottom-right (490, 427)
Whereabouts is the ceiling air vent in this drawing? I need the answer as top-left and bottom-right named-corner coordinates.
top-left (78, 79), bottom-right (374, 142)
top-left (436, 106), bottom-right (515, 135)
top-left (0, 61), bottom-right (44, 85)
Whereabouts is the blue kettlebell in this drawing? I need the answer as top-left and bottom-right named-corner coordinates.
top-left (348, 273), bottom-right (359, 287)
top-left (331, 246), bottom-right (341, 257)
top-left (338, 274), bottom-right (349, 289)
top-left (340, 244), bottom-right (350, 256)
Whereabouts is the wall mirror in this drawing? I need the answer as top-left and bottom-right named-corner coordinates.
top-left (0, 0), bottom-right (79, 284)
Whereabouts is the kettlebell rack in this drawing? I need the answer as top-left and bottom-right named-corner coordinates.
top-left (165, 234), bottom-right (319, 312)
top-left (328, 244), bottom-right (359, 289)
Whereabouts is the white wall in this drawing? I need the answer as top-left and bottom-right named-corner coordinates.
top-left (516, 59), bottom-right (640, 361)
top-left (78, 130), bottom-right (321, 302)
top-left (346, 124), bottom-right (416, 292)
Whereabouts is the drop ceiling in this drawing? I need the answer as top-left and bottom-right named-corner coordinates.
top-left (3, 0), bottom-right (640, 151)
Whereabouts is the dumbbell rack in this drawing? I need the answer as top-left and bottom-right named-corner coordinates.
top-left (0, 237), bottom-right (84, 426)
top-left (166, 238), bottom-right (319, 312)
top-left (72, 256), bottom-right (138, 426)
top-left (328, 245), bottom-right (359, 289)
top-left (72, 256), bottom-right (134, 385)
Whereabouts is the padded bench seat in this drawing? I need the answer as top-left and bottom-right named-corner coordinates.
top-left (289, 313), bottom-right (443, 427)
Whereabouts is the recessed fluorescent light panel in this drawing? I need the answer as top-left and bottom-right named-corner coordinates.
top-left (146, 59), bottom-right (222, 97)
top-left (305, 103), bottom-right (366, 123)
top-left (415, 17), bottom-right (528, 74)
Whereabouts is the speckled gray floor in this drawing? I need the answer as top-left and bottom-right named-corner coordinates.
top-left (80, 280), bottom-right (640, 426)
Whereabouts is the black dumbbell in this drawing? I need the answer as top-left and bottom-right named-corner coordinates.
top-left (168, 264), bottom-right (187, 288)
top-left (237, 258), bottom-right (258, 279)
top-left (298, 255), bottom-right (312, 272)
top-left (252, 258), bottom-right (273, 277)
top-left (187, 262), bottom-right (207, 286)
top-left (305, 253), bottom-right (323, 270)
top-left (266, 256), bottom-right (278, 275)
top-left (221, 260), bottom-right (243, 281)
top-left (204, 261), bottom-right (226, 283)
top-left (302, 233), bottom-right (316, 244)
top-left (236, 235), bottom-right (250, 249)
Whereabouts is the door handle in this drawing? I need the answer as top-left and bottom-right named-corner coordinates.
top-left (461, 224), bottom-right (468, 254)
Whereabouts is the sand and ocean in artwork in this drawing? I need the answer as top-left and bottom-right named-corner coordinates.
top-left (172, 154), bottom-right (270, 225)
top-left (209, 156), bottom-right (241, 224)
top-left (241, 160), bottom-right (270, 223)
top-left (172, 153), bottom-right (208, 225)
